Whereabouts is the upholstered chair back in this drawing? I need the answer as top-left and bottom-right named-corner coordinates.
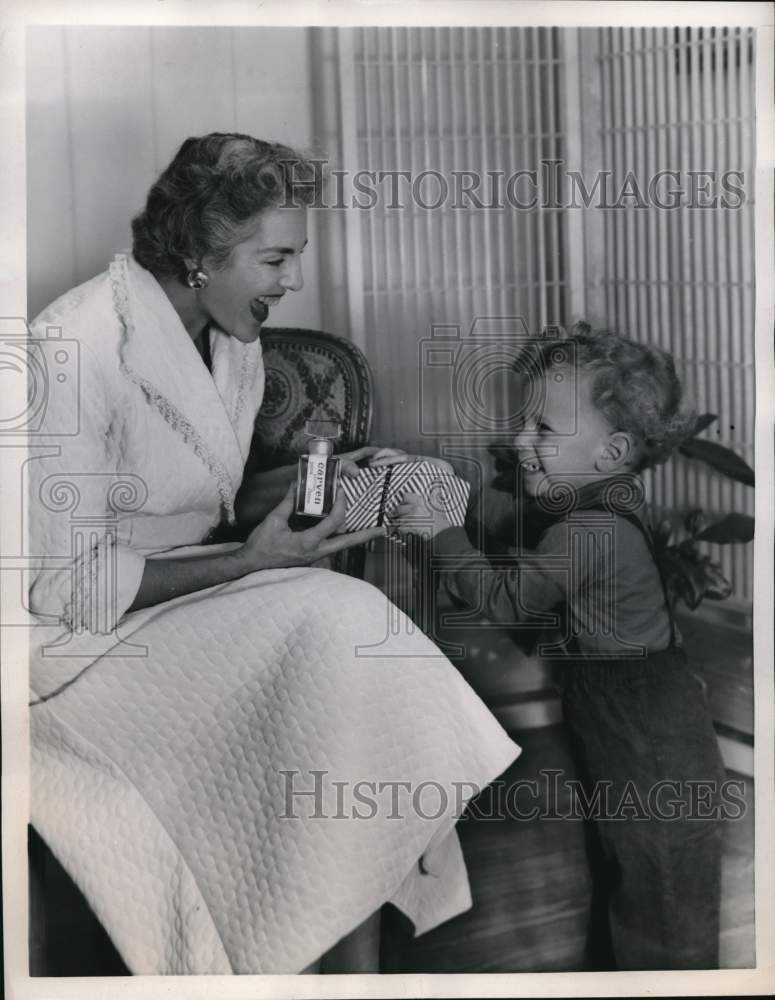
top-left (250, 328), bottom-right (375, 578)
top-left (249, 328), bottom-right (373, 473)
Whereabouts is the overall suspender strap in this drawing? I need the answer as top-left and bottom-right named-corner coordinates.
top-left (609, 509), bottom-right (679, 650)
top-left (525, 477), bottom-right (679, 652)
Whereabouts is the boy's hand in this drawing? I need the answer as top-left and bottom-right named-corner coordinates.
top-left (392, 491), bottom-right (453, 539)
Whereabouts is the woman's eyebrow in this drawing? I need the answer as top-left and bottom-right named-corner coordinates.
top-left (259, 239), bottom-right (309, 255)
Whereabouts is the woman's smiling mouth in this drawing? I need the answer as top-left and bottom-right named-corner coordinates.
top-left (249, 295), bottom-right (283, 323)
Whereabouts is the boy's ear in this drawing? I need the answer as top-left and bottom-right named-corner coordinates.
top-left (596, 431), bottom-right (636, 472)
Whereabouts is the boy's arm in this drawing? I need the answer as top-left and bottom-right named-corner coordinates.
top-left (432, 523), bottom-right (568, 625)
top-left (463, 486), bottom-right (517, 554)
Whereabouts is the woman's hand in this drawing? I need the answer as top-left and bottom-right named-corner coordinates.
top-left (235, 448), bottom-right (457, 526)
top-left (369, 451), bottom-right (455, 475)
top-left (130, 483), bottom-right (381, 611)
top-left (338, 446), bottom-right (456, 477)
top-left (234, 483), bottom-right (384, 572)
top-left (334, 446), bottom-right (404, 477)
top-left (234, 463), bottom-right (297, 526)
top-left (391, 491), bottom-right (453, 540)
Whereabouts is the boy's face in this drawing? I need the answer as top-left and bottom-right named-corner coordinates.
top-left (514, 366), bottom-right (616, 499)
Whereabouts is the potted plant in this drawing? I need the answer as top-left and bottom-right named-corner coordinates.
top-left (652, 413), bottom-right (754, 611)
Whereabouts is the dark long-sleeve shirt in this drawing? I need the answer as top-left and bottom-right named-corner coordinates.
top-left (433, 502), bottom-right (673, 657)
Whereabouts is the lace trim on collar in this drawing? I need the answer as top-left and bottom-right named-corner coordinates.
top-left (232, 345), bottom-right (255, 455)
top-left (109, 255), bottom-right (237, 524)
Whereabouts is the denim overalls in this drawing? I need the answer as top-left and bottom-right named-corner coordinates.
top-left (542, 492), bottom-right (726, 970)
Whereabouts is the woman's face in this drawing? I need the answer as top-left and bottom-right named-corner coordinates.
top-left (196, 206), bottom-right (308, 343)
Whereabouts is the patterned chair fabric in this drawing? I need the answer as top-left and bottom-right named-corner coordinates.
top-left (249, 328), bottom-right (373, 473)
top-left (249, 327), bottom-right (375, 579)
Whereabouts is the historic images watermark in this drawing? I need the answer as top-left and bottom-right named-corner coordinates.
top-left (0, 318), bottom-right (81, 435)
top-left (282, 158), bottom-right (748, 212)
top-left (357, 317), bottom-right (645, 659)
top-left (279, 768), bottom-right (748, 823)
top-left (417, 316), bottom-right (576, 438)
top-left (1, 315), bottom-right (149, 656)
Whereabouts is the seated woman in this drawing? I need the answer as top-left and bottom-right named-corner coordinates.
top-left (27, 132), bottom-right (520, 975)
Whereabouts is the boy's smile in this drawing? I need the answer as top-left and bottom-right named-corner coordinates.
top-left (514, 367), bottom-right (619, 498)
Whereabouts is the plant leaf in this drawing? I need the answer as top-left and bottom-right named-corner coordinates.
top-left (691, 413), bottom-right (718, 434)
top-left (678, 438), bottom-right (755, 487)
top-left (652, 518), bottom-right (674, 549)
top-left (684, 508), bottom-right (706, 538)
top-left (672, 559), bottom-right (708, 611)
top-left (695, 512), bottom-right (755, 544)
top-left (701, 559), bottom-right (733, 601)
top-left (658, 550), bottom-right (707, 611)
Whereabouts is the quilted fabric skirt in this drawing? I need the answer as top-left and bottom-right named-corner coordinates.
top-left (29, 564), bottom-right (520, 973)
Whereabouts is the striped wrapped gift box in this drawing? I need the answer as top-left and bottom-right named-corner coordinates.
top-left (339, 461), bottom-right (470, 533)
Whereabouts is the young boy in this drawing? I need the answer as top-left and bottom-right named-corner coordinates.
top-left (394, 325), bottom-right (726, 971)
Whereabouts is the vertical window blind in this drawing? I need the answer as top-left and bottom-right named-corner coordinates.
top-left (322, 25), bottom-right (755, 608)
top-left (592, 27), bottom-right (755, 606)
top-left (347, 26), bottom-right (568, 457)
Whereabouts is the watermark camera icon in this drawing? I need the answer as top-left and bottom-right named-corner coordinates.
top-left (418, 316), bottom-right (577, 439)
top-left (0, 317), bottom-right (80, 435)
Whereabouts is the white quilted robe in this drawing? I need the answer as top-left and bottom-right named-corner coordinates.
top-left (27, 254), bottom-right (520, 974)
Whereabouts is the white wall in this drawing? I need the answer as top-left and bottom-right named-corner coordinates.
top-left (26, 26), bottom-right (322, 329)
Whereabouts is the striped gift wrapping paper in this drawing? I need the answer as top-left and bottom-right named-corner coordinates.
top-left (338, 461), bottom-right (471, 532)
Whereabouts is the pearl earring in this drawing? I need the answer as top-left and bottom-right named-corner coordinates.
top-left (186, 268), bottom-right (209, 290)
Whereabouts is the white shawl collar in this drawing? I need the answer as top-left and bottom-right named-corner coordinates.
top-left (108, 253), bottom-right (264, 523)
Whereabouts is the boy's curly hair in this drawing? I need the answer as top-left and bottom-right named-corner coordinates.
top-left (132, 132), bottom-right (323, 283)
top-left (535, 322), bottom-right (697, 471)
